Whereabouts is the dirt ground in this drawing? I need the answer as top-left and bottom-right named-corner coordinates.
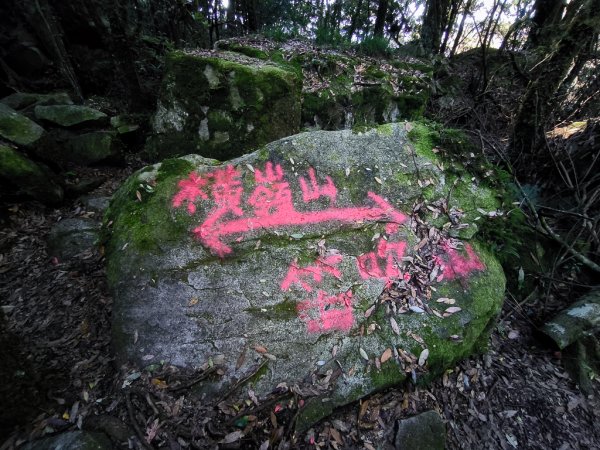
top-left (1, 163), bottom-right (599, 449)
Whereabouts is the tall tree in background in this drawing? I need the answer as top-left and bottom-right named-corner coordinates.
top-left (420, 0), bottom-right (464, 54)
top-left (526, 0), bottom-right (566, 48)
top-left (511, 0), bottom-right (600, 170)
top-left (373, 0), bottom-right (390, 37)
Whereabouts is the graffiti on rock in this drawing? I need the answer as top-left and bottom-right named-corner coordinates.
top-left (173, 162), bottom-right (486, 334)
top-left (173, 162), bottom-right (407, 257)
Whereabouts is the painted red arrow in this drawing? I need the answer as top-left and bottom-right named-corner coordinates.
top-left (194, 192), bottom-right (407, 257)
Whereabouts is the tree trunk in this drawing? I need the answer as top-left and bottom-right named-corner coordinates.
top-left (449, 0), bottom-right (473, 57)
top-left (348, 0), bottom-right (364, 41)
top-left (421, 0), bottom-right (452, 54)
top-left (526, 0), bottom-right (567, 48)
top-left (510, 0), bottom-right (600, 171)
top-left (373, 0), bottom-right (389, 37)
top-left (440, 0), bottom-right (462, 54)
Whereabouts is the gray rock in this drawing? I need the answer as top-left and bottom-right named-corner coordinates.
top-left (105, 123), bottom-right (505, 429)
top-left (34, 105), bottom-right (107, 127)
top-left (1, 92), bottom-right (73, 110)
top-left (0, 103), bottom-right (45, 146)
top-left (0, 144), bottom-right (63, 204)
top-left (81, 196), bottom-right (112, 214)
top-left (64, 131), bottom-right (120, 165)
top-left (47, 218), bottom-right (101, 260)
top-left (37, 131), bottom-right (120, 167)
top-left (110, 115), bottom-right (140, 135)
top-left (543, 288), bottom-right (600, 394)
top-left (23, 431), bottom-right (112, 450)
top-left (543, 287), bottom-right (600, 349)
top-left (395, 410), bottom-right (446, 450)
top-left (145, 49), bottom-right (301, 161)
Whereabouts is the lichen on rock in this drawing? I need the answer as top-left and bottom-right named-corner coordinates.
top-left (0, 144), bottom-right (63, 204)
top-left (105, 122), bottom-right (505, 429)
top-left (0, 103), bottom-right (45, 146)
top-left (145, 49), bottom-right (302, 162)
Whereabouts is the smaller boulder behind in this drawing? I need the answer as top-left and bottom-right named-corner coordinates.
top-left (0, 144), bottom-right (63, 204)
top-left (395, 410), bottom-right (446, 450)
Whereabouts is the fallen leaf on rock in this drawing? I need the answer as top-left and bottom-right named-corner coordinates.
top-left (381, 348), bottom-right (392, 363)
top-left (418, 349), bottom-right (429, 366)
top-left (390, 317), bottom-right (400, 335)
top-left (359, 348), bottom-right (369, 360)
top-left (188, 297), bottom-right (199, 306)
top-left (444, 306), bottom-right (462, 316)
top-left (254, 344), bottom-right (268, 354)
top-left (436, 297), bottom-right (456, 304)
top-left (236, 348), bottom-right (246, 369)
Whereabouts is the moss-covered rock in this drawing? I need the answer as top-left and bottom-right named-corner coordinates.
top-left (0, 103), bottom-right (45, 146)
top-left (34, 104), bottom-right (107, 127)
top-left (64, 131), bottom-right (121, 165)
top-left (35, 130), bottom-right (121, 167)
top-left (0, 92), bottom-right (73, 110)
top-left (217, 37), bottom-right (433, 130)
top-left (104, 123), bottom-right (504, 429)
top-left (145, 49), bottom-right (301, 161)
top-left (0, 144), bottom-right (63, 204)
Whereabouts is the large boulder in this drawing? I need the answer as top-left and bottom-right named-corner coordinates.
top-left (0, 103), bottom-right (45, 146)
top-left (104, 123), bottom-right (504, 427)
top-left (0, 144), bottom-right (63, 204)
top-left (145, 50), bottom-right (301, 161)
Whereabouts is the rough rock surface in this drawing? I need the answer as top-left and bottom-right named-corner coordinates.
top-left (145, 49), bottom-right (301, 161)
top-left (34, 105), bottom-right (107, 127)
top-left (47, 218), bottom-right (101, 260)
top-left (105, 123), bottom-right (505, 427)
top-left (64, 131), bottom-right (120, 165)
top-left (217, 37), bottom-right (432, 130)
top-left (394, 410), bottom-right (446, 450)
top-left (0, 144), bottom-right (63, 204)
top-left (0, 103), bottom-right (45, 146)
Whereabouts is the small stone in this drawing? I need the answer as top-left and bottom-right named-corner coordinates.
top-left (47, 218), bottom-right (101, 260)
top-left (394, 410), bottom-right (445, 450)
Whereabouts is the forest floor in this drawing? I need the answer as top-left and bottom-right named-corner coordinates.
top-left (1, 161), bottom-right (599, 449)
